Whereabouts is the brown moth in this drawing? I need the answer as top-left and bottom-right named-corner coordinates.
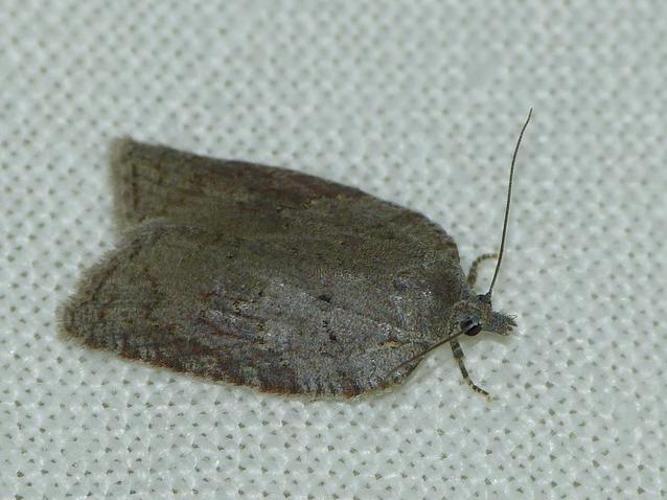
top-left (61, 111), bottom-right (531, 397)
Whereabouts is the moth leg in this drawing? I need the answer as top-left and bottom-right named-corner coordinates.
top-left (450, 338), bottom-right (489, 397)
top-left (466, 253), bottom-right (498, 289)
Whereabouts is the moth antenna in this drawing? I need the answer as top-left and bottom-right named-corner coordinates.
top-left (487, 108), bottom-right (533, 297)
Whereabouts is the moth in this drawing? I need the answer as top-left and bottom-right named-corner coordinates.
top-left (61, 111), bottom-right (532, 397)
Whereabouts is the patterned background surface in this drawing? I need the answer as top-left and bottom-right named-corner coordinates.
top-left (1, 1), bottom-right (665, 498)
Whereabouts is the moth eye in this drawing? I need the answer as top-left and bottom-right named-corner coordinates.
top-left (460, 319), bottom-right (482, 336)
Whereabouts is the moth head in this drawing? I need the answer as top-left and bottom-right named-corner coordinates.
top-left (455, 292), bottom-right (516, 337)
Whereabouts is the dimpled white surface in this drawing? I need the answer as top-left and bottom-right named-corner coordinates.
top-left (1, 1), bottom-right (665, 498)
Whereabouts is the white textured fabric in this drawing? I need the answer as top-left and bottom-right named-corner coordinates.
top-left (1, 1), bottom-right (665, 498)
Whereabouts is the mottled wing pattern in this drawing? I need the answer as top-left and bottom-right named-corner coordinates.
top-left (62, 140), bottom-right (464, 396)
top-left (111, 138), bottom-right (364, 228)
